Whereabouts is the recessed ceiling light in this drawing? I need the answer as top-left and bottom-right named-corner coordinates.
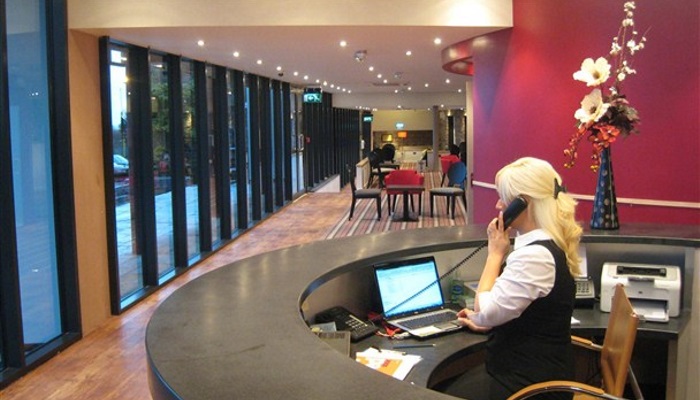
top-left (315, 79), bottom-right (320, 83)
top-left (233, 51), bottom-right (240, 57)
top-left (323, 81), bottom-right (328, 86)
top-left (303, 75), bottom-right (309, 80)
top-left (339, 40), bottom-right (347, 47)
top-left (276, 66), bottom-right (282, 71)
top-left (377, 74), bottom-right (382, 79)
top-left (424, 83), bottom-right (430, 87)
top-left (197, 40), bottom-right (205, 47)
top-left (405, 50), bottom-right (412, 56)
top-left (445, 78), bottom-right (451, 84)
top-left (434, 37), bottom-right (442, 45)
top-left (458, 88), bottom-right (463, 93)
top-left (383, 79), bottom-right (388, 84)
top-left (293, 71), bottom-right (299, 76)
top-left (368, 66), bottom-right (374, 72)
top-left (256, 59), bottom-right (263, 65)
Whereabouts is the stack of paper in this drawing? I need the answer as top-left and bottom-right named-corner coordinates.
top-left (355, 347), bottom-right (422, 380)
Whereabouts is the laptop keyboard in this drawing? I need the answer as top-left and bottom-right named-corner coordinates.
top-left (399, 310), bottom-right (456, 329)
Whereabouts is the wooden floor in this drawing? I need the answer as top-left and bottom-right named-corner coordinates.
top-left (1, 191), bottom-right (350, 399)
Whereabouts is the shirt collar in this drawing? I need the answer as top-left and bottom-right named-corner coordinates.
top-left (513, 229), bottom-right (551, 250)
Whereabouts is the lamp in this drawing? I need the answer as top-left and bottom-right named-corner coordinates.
top-left (397, 131), bottom-right (408, 159)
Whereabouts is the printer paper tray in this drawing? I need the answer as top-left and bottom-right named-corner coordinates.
top-left (630, 299), bottom-right (668, 323)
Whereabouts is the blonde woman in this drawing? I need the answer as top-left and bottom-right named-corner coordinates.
top-left (457, 157), bottom-right (582, 400)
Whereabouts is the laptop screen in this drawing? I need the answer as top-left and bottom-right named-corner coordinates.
top-left (375, 257), bottom-right (444, 318)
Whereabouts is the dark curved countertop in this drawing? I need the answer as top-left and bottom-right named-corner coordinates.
top-left (146, 224), bottom-right (699, 400)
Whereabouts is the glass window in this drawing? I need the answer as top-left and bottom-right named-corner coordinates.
top-left (206, 66), bottom-right (220, 245)
top-left (244, 78), bottom-right (253, 225)
top-left (291, 93), bottom-right (304, 195)
top-left (150, 53), bottom-right (175, 277)
top-left (181, 60), bottom-right (200, 262)
top-left (7, 0), bottom-right (62, 352)
top-left (109, 44), bottom-right (144, 298)
top-left (227, 70), bottom-right (238, 232)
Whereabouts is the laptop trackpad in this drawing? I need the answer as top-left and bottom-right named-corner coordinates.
top-left (412, 326), bottom-right (442, 336)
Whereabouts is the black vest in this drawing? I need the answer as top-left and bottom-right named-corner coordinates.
top-left (486, 240), bottom-right (575, 400)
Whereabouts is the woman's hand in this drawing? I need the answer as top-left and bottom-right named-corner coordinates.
top-left (456, 308), bottom-right (491, 333)
top-left (487, 211), bottom-right (511, 260)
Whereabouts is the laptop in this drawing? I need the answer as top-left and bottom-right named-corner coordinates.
top-left (374, 256), bottom-right (462, 338)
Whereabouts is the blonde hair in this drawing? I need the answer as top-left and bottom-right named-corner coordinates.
top-left (495, 157), bottom-right (582, 276)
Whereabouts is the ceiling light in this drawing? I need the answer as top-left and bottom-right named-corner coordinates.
top-left (405, 50), bottom-right (412, 56)
top-left (434, 38), bottom-right (442, 45)
top-left (377, 74), bottom-right (382, 79)
top-left (368, 66), bottom-right (374, 72)
top-left (256, 59), bottom-right (263, 65)
top-left (424, 83), bottom-right (430, 87)
top-left (276, 66), bottom-right (282, 71)
top-left (340, 40), bottom-right (347, 47)
top-left (197, 40), bottom-right (205, 47)
top-left (303, 75), bottom-right (309, 80)
top-left (293, 71), bottom-right (299, 76)
top-left (445, 78), bottom-right (451, 84)
top-left (354, 50), bottom-right (367, 62)
top-left (233, 51), bottom-right (240, 58)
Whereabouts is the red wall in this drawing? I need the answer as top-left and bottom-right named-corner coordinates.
top-left (470, 0), bottom-right (699, 226)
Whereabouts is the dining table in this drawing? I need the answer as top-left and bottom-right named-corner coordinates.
top-left (386, 184), bottom-right (424, 222)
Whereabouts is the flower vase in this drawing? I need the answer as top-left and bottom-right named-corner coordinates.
top-left (590, 147), bottom-right (619, 229)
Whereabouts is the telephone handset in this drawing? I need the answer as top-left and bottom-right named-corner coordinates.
top-left (498, 196), bottom-right (528, 229)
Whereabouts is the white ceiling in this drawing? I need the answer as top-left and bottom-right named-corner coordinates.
top-left (69, 1), bottom-right (512, 109)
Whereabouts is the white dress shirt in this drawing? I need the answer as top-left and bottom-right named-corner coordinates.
top-left (469, 229), bottom-right (557, 328)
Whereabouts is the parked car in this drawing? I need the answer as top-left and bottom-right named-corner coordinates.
top-left (113, 154), bottom-right (129, 176)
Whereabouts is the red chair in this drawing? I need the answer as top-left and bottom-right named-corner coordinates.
top-left (384, 169), bottom-right (424, 215)
top-left (440, 154), bottom-right (460, 186)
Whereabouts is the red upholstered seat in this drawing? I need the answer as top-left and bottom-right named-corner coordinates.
top-left (385, 169), bottom-right (424, 214)
top-left (440, 155), bottom-right (460, 186)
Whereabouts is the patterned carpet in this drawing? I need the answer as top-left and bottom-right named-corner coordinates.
top-left (325, 170), bottom-right (468, 239)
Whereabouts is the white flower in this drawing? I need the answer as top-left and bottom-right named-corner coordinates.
top-left (573, 57), bottom-right (611, 87)
top-left (574, 89), bottom-right (611, 125)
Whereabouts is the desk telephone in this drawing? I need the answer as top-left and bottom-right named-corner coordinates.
top-left (575, 277), bottom-right (596, 306)
top-left (315, 306), bottom-right (379, 342)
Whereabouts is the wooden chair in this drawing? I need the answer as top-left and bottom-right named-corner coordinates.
top-left (430, 161), bottom-right (467, 219)
top-left (366, 150), bottom-right (394, 188)
top-left (347, 166), bottom-right (382, 221)
top-left (507, 284), bottom-right (642, 400)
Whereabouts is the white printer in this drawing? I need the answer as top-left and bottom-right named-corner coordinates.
top-left (600, 262), bottom-right (681, 322)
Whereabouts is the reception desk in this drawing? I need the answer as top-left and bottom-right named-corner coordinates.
top-left (146, 225), bottom-right (699, 400)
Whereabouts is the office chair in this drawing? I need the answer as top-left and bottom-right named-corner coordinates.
top-left (430, 161), bottom-right (467, 219)
top-left (347, 165), bottom-right (382, 221)
top-left (507, 284), bottom-right (642, 400)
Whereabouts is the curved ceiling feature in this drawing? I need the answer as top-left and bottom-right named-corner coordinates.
top-left (442, 39), bottom-right (475, 76)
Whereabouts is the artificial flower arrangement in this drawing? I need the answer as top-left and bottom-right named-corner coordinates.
top-left (564, 1), bottom-right (647, 171)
